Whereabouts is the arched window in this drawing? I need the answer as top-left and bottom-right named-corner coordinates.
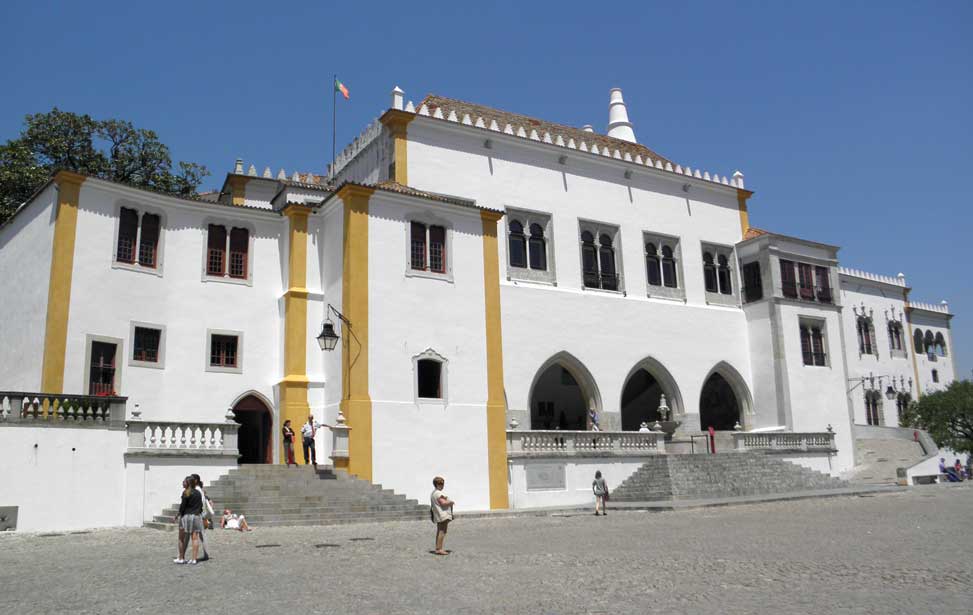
top-left (661, 245), bottom-right (678, 288)
top-left (913, 329), bottom-right (924, 354)
top-left (581, 231), bottom-right (598, 288)
top-left (116, 207), bottom-right (139, 264)
top-left (598, 234), bottom-right (617, 291)
top-left (645, 243), bottom-right (661, 287)
top-left (717, 254), bottom-right (732, 295)
top-left (896, 393), bottom-right (911, 423)
top-left (508, 220), bottom-right (526, 268)
top-left (228, 227), bottom-right (249, 279)
top-left (934, 332), bottom-right (947, 357)
top-left (857, 317), bottom-right (873, 355)
top-left (528, 223), bottom-right (546, 270)
top-left (888, 322), bottom-right (903, 351)
top-left (865, 391), bottom-right (882, 426)
top-left (924, 330), bottom-right (935, 356)
top-left (703, 252), bottom-right (717, 293)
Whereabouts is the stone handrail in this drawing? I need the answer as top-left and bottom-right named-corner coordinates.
top-left (507, 430), bottom-right (665, 457)
top-left (126, 418), bottom-right (239, 457)
top-left (733, 431), bottom-right (836, 452)
top-left (0, 391), bottom-right (126, 428)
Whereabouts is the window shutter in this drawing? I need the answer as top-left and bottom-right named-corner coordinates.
top-left (429, 225), bottom-right (446, 273)
top-left (117, 208), bottom-right (139, 263)
top-left (229, 228), bottom-right (249, 279)
top-left (410, 222), bottom-right (426, 270)
top-left (138, 213), bottom-right (160, 267)
top-left (207, 225), bottom-right (227, 275)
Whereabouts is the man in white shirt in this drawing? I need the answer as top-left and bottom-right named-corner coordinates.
top-left (430, 476), bottom-right (455, 555)
top-left (301, 415), bottom-right (330, 466)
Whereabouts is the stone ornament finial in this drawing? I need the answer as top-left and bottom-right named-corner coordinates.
top-left (225, 408), bottom-right (236, 422)
top-left (509, 417), bottom-right (520, 429)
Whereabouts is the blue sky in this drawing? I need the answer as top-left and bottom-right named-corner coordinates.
top-left (2, 1), bottom-right (970, 379)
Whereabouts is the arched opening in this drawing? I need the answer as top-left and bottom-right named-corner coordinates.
top-left (619, 358), bottom-right (683, 431)
top-left (232, 394), bottom-right (273, 464)
top-left (699, 373), bottom-right (741, 431)
top-left (528, 353), bottom-right (600, 430)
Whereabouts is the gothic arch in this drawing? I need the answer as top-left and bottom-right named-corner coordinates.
top-left (229, 390), bottom-right (275, 464)
top-left (527, 351), bottom-right (602, 430)
top-left (698, 361), bottom-right (753, 431)
top-left (619, 356), bottom-right (684, 430)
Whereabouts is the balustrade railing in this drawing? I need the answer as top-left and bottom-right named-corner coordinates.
top-left (126, 418), bottom-right (239, 456)
top-left (733, 431), bottom-right (835, 452)
top-left (507, 430), bottom-right (664, 456)
top-left (0, 392), bottom-right (126, 427)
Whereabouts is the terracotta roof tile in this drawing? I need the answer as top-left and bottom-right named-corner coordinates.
top-left (743, 227), bottom-right (771, 240)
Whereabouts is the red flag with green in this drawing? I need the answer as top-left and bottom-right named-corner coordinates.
top-left (335, 78), bottom-right (349, 100)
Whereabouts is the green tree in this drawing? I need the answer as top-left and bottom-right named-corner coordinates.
top-left (901, 380), bottom-right (973, 455)
top-left (0, 108), bottom-right (209, 224)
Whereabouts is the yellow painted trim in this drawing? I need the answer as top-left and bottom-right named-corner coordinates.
top-left (280, 204), bottom-right (313, 463)
top-left (380, 110), bottom-right (415, 185)
top-left (903, 290), bottom-right (922, 401)
top-left (228, 176), bottom-right (249, 206)
top-left (40, 171), bottom-right (86, 394)
top-left (338, 185), bottom-right (374, 480)
top-left (481, 210), bottom-right (509, 509)
top-left (736, 190), bottom-right (751, 236)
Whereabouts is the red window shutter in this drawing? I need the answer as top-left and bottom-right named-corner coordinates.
top-left (410, 222), bottom-right (426, 270)
top-left (117, 208), bottom-right (139, 263)
top-left (429, 225), bottom-right (446, 273)
top-left (229, 228), bottom-right (249, 279)
top-left (207, 225), bottom-right (227, 275)
top-left (798, 264), bottom-right (814, 299)
top-left (138, 213), bottom-right (160, 268)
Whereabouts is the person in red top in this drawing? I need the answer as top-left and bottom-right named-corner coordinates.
top-left (282, 420), bottom-right (296, 466)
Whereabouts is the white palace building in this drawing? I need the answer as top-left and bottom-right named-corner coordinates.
top-left (0, 87), bottom-right (958, 531)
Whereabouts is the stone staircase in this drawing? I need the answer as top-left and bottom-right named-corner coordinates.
top-left (145, 465), bottom-right (428, 530)
top-left (610, 453), bottom-right (848, 501)
top-left (849, 438), bottom-right (927, 485)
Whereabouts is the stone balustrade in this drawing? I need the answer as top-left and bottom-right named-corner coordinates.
top-left (733, 431), bottom-right (836, 453)
top-left (126, 418), bottom-right (239, 457)
top-left (0, 392), bottom-right (126, 428)
top-left (507, 430), bottom-right (665, 457)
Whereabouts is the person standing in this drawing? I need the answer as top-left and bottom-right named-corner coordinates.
top-left (282, 420), bottom-right (297, 466)
top-left (173, 477), bottom-right (189, 564)
top-left (175, 476), bottom-right (204, 564)
top-left (592, 470), bottom-right (608, 516)
top-left (301, 415), bottom-right (330, 467)
top-left (191, 473), bottom-right (213, 561)
top-left (430, 476), bottom-right (454, 555)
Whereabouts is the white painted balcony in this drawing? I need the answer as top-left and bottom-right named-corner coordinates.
top-left (0, 392), bottom-right (126, 428)
top-left (126, 414), bottom-right (239, 458)
top-left (507, 430), bottom-right (665, 458)
top-left (733, 431), bottom-right (836, 453)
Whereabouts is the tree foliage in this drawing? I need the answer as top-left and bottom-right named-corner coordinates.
top-left (901, 380), bottom-right (973, 455)
top-left (0, 108), bottom-right (209, 224)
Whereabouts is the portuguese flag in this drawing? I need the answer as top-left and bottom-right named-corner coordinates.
top-left (335, 78), bottom-right (349, 100)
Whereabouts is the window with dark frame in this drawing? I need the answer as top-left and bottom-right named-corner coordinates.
top-left (801, 323), bottom-right (826, 366)
top-left (417, 359), bottom-right (442, 399)
top-left (742, 261), bottom-right (762, 302)
top-left (798, 263), bottom-right (814, 300)
top-left (598, 234), bottom-right (618, 291)
top-left (508, 220), bottom-right (527, 268)
top-left (137, 213), bottom-right (160, 268)
top-left (116, 207), bottom-right (139, 264)
top-left (934, 332), bottom-right (947, 357)
top-left (89, 341), bottom-right (117, 396)
top-left (228, 228), bottom-right (249, 279)
top-left (932, 369), bottom-right (939, 383)
top-left (410, 221), bottom-right (426, 270)
top-left (865, 392), bottom-right (881, 426)
top-left (207, 225), bottom-right (227, 276)
top-left (857, 317), bottom-right (874, 355)
top-left (429, 225), bottom-right (446, 273)
top-left (646, 243), bottom-right (661, 286)
top-left (132, 327), bottom-right (161, 363)
top-left (528, 223), bottom-right (546, 270)
top-left (210, 334), bottom-right (238, 368)
top-left (814, 266), bottom-right (832, 303)
top-left (703, 252), bottom-right (718, 293)
top-left (913, 329), bottom-right (924, 353)
top-left (661, 245), bottom-right (678, 288)
top-left (800, 325), bottom-right (813, 365)
top-left (780, 259), bottom-right (797, 298)
top-left (810, 326), bottom-right (826, 365)
top-left (717, 254), bottom-right (732, 295)
top-left (581, 231), bottom-right (599, 288)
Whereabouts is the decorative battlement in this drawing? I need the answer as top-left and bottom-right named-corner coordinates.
top-left (232, 158), bottom-right (326, 186)
top-left (909, 300), bottom-right (951, 315)
top-left (329, 116), bottom-right (384, 178)
top-left (838, 267), bottom-right (907, 287)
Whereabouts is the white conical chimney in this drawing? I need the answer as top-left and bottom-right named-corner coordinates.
top-left (606, 88), bottom-right (637, 143)
top-left (582, 124), bottom-right (595, 133)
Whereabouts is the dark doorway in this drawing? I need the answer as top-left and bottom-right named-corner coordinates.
top-left (699, 373), bottom-right (739, 431)
top-left (530, 365), bottom-right (587, 430)
top-left (233, 395), bottom-right (272, 464)
top-left (621, 369), bottom-right (664, 430)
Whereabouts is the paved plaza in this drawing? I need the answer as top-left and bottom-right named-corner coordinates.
top-left (1, 485), bottom-right (971, 614)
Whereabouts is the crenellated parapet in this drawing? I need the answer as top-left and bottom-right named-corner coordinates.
top-left (838, 267), bottom-right (908, 287)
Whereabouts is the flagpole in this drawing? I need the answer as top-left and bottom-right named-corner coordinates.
top-left (331, 73), bottom-right (337, 182)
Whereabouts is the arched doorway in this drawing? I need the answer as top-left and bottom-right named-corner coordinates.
top-left (232, 394), bottom-right (273, 464)
top-left (528, 353), bottom-right (600, 430)
top-left (699, 373), bottom-right (740, 431)
top-left (620, 358), bottom-right (682, 431)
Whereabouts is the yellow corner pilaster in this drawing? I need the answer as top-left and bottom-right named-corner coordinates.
top-left (481, 210), bottom-right (510, 509)
top-left (380, 110), bottom-right (415, 185)
top-left (736, 189), bottom-right (752, 236)
top-left (339, 185), bottom-right (374, 480)
top-left (40, 171), bottom-right (85, 394)
top-left (281, 204), bottom-right (312, 463)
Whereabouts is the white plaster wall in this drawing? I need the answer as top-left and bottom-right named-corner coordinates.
top-left (0, 425), bottom-right (126, 532)
top-left (0, 185), bottom-right (56, 391)
top-left (776, 303), bottom-right (855, 472)
top-left (242, 179), bottom-right (278, 209)
top-left (62, 181), bottom-right (285, 423)
top-left (744, 301), bottom-right (786, 429)
top-left (839, 278), bottom-right (914, 426)
top-left (123, 456), bottom-right (237, 526)
top-left (508, 457), bottom-right (645, 509)
top-left (906, 446), bottom-right (965, 482)
top-left (366, 192), bottom-right (492, 511)
top-left (778, 452), bottom-right (839, 476)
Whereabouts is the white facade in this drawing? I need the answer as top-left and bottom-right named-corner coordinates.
top-left (0, 86), bottom-right (963, 531)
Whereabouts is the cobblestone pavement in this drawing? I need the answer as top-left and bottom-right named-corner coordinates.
top-left (2, 485), bottom-right (971, 614)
